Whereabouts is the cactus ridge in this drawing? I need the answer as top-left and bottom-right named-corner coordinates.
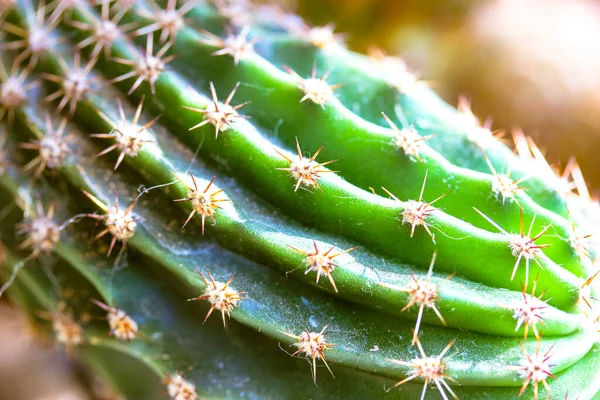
top-left (1, 1), bottom-right (599, 399)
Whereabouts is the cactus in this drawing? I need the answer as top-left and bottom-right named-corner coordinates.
top-left (1, 1), bottom-right (599, 399)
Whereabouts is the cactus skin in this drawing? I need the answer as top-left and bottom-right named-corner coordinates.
top-left (0, 1), bottom-right (599, 399)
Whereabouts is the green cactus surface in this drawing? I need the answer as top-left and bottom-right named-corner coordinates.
top-left (1, 1), bottom-right (599, 399)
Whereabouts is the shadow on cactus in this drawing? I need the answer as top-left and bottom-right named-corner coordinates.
top-left (1, 0), bottom-right (599, 399)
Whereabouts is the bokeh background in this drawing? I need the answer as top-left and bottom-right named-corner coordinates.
top-left (2, 0), bottom-right (599, 398)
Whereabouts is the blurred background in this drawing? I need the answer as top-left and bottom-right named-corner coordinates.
top-left (2, 0), bottom-right (599, 398)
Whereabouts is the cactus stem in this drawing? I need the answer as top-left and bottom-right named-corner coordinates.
top-left (187, 269), bottom-right (246, 327)
top-left (81, 190), bottom-right (138, 257)
top-left (287, 241), bottom-right (357, 293)
top-left (19, 114), bottom-right (71, 181)
top-left (41, 51), bottom-right (99, 115)
top-left (379, 251), bottom-right (448, 345)
top-left (386, 334), bottom-right (457, 400)
top-left (284, 63), bottom-right (342, 107)
top-left (91, 96), bottom-right (158, 170)
top-left (165, 373), bottom-right (199, 400)
top-left (111, 33), bottom-right (173, 95)
top-left (275, 137), bottom-right (337, 192)
top-left (183, 81), bottom-right (249, 137)
top-left (171, 172), bottom-right (229, 233)
top-left (280, 325), bottom-right (335, 384)
top-left (91, 298), bottom-right (139, 341)
top-left (507, 339), bottom-right (556, 400)
top-left (382, 111), bottom-right (433, 162)
top-left (0, 2), bottom-right (596, 396)
top-left (197, 25), bottom-right (257, 65)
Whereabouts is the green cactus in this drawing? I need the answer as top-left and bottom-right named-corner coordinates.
top-left (0, 1), bottom-right (599, 399)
